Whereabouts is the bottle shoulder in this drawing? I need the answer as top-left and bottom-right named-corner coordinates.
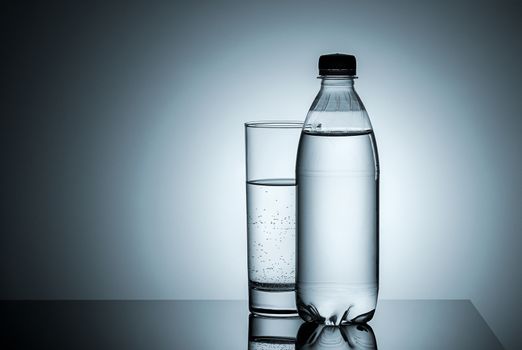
top-left (310, 86), bottom-right (365, 111)
top-left (303, 110), bottom-right (373, 134)
top-left (304, 87), bottom-right (372, 134)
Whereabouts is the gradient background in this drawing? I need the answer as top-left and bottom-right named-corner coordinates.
top-left (1, 1), bottom-right (520, 348)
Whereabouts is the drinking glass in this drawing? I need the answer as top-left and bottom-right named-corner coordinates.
top-left (245, 121), bottom-right (302, 315)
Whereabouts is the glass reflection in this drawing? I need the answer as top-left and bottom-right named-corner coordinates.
top-left (248, 314), bottom-right (303, 350)
top-left (296, 323), bottom-right (377, 350)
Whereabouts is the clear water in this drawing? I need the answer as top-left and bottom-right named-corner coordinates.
top-left (296, 130), bottom-right (379, 325)
top-left (247, 179), bottom-right (296, 291)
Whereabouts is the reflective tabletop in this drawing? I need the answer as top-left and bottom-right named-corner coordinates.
top-left (0, 300), bottom-right (503, 349)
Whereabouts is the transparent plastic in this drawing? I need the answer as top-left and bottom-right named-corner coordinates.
top-left (296, 77), bottom-right (379, 325)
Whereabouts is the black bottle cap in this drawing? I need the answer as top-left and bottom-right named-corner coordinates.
top-left (319, 53), bottom-right (356, 76)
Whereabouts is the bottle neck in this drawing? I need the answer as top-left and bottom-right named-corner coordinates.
top-left (320, 76), bottom-right (355, 88)
top-left (305, 75), bottom-right (371, 133)
top-left (308, 75), bottom-right (364, 114)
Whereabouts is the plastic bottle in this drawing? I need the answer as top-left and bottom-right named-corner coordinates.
top-left (296, 54), bottom-right (379, 325)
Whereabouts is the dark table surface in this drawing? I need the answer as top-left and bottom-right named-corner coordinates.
top-left (0, 300), bottom-right (503, 349)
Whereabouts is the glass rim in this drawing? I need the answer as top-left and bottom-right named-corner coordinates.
top-left (244, 120), bottom-right (303, 129)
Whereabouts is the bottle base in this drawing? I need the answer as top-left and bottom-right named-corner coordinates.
top-left (297, 302), bottom-right (375, 325)
top-left (296, 283), bottom-right (377, 325)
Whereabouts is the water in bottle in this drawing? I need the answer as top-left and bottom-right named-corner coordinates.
top-left (296, 54), bottom-right (379, 325)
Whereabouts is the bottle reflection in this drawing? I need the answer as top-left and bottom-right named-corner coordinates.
top-left (296, 323), bottom-right (377, 350)
top-left (248, 314), bottom-right (303, 350)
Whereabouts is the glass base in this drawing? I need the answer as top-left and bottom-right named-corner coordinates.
top-left (249, 286), bottom-right (298, 316)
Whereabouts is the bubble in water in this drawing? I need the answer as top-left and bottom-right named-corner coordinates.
top-left (247, 180), bottom-right (295, 286)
